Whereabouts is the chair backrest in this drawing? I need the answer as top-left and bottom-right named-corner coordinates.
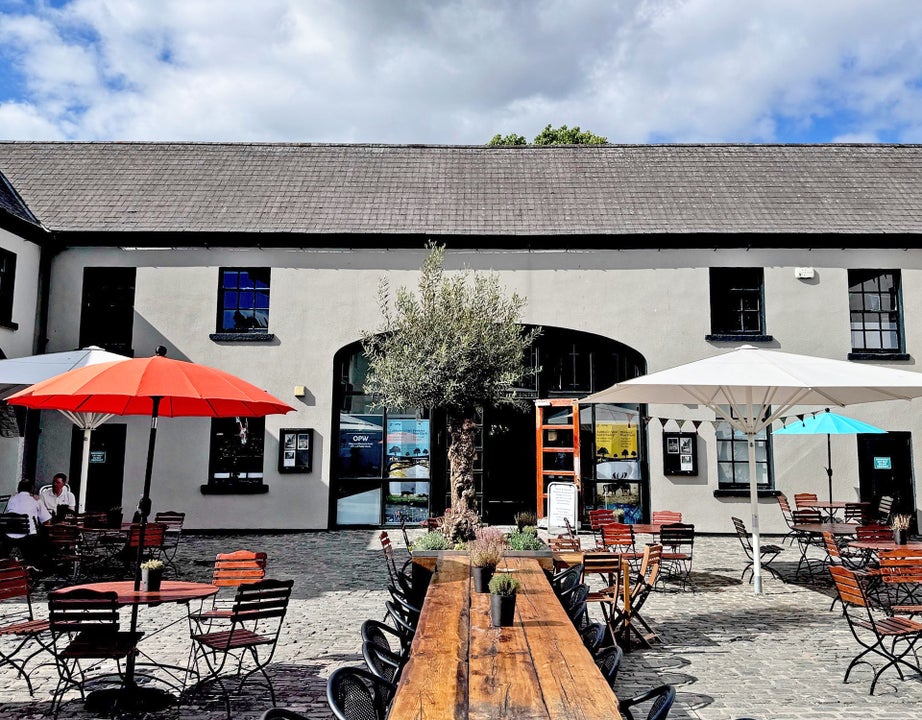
top-left (856, 524), bottom-right (893, 543)
top-left (651, 510), bottom-right (682, 525)
top-left (548, 536), bottom-right (581, 552)
top-left (563, 516), bottom-right (577, 540)
top-left (0, 512), bottom-right (30, 536)
top-left (551, 565), bottom-right (583, 599)
top-left (0, 494), bottom-right (9, 510)
top-left (76, 511), bottom-right (108, 528)
top-left (0, 559), bottom-right (32, 616)
top-left (791, 509), bottom-right (822, 525)
top-left (821, 531), bottom-right (841, 562)
top-left (47, 522), bottom-right (81, 547)
top-left (877, 495), bottom-right (894, 524)
top-left (579, 621), bottom-right (607, 654)
top-left (731, 517), bottom-right (751, 552)
top-left (828, 565), bottom-right (868, 608)
top-left (776, 493), bottom-right (794, 523)
top-left (361, 618), bottom-right (409, 657)
top-left (658, 523), bottom-right (694, 550)
top-left (361, 640), bottom-right (403, 684)
top-left (588, 508), bottom-right (617, 531)
top-left (843, 503), bottom-right (865, 523)
top-left (878, 547), bottom-right (922, 585)
top-left (645, 685), bottom-right (677, 720)
top-left (153, 511), bottom-right (185, 531)
top-left (48, 588), bottom-right (120, 632)
top-left (637, 544), bottom-right (663, 588)
top-left (230, 578), bottom-right (293, 622)
top-left (126, 522), bottom-right (168, 549)
top-left (600, 523), bottom-right (635, 551)
top-left (213, 550), bottom-right (268, 587)
top-left (794, 493), bottom-right (818, 509)
top-left (326, 665), bottom-right (395, 720)
top-left (596, 645), bottom-right (623, 688)
top-left (582, 551), bottom-right (623, 580)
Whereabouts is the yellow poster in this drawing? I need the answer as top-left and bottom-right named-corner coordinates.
top-left (595, 422), bottom-right (638, 460)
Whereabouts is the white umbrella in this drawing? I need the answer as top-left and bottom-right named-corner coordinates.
top-left (585, 344), bottom-right (922, 593)
top-left (0, 346), bottom-right (129, 511)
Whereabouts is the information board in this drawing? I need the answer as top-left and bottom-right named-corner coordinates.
top-left (547, 481), bottom-right (579, 532)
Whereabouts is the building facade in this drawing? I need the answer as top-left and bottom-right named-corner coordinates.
top-left (0, 142), bottom-right (919, 533)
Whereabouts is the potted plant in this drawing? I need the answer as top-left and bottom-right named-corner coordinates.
top-left (513, 511), bottom-right (537, 532)
top-left (488, 572), bottom-right (520, 626)
top-left (892, 514), bottom-right (911, 545)
top-left (468, 537), bottom-right (503, 593)
top-left (140, 559), bottom-right (164, 592)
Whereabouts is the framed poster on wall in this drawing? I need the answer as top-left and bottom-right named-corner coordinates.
top-left (662, 431), bottom-right (698, 476)
top-left (278, 428), bottom-right (313, 473)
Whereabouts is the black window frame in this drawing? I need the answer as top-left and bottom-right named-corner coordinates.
top-left (0, 248), bottom-right (16, 329)
top-left (707, 267), bottom-right (770, 341)
top-left (216, 267), bottom-right (271, 334)
top-left (202, 416), bottom-right (268, 494)
top-left (78, 267), bottom-right (135, 355)
top-left (848, 269), bottom-right (906, 359)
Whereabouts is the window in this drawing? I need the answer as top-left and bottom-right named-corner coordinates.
top-left (708, 268), bottom-right (767, 338)
top-left (79, 267), bottom-right (135, 354)
top-left (849, 270), bottom-right (903, 355)
top-left (204, 416), bottom-right (267, 493)
top-left (715, 408), bottom-right (772, 488)
top-left (0, 248), bottom-right (16, 328)
top-left (217, 268), bottom-right (270, 333)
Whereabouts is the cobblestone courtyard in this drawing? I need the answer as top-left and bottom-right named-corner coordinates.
top-left (2, 529), bottom-right (922, 720)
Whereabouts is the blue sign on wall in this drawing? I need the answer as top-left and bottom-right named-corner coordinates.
top-left (873, 456), bottom-right (892, 470)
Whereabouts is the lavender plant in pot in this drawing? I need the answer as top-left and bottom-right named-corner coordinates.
top-left (468, 533), bottom-right (503, 593)
top-left (488, 572), bottom-right (520, 627)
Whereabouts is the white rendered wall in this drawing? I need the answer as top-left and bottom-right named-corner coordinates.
top-left (38, 245), bottom-right (922, 532)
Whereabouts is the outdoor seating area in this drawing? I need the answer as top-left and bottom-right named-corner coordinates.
top-left (3, 526), bottom-right (922, 719)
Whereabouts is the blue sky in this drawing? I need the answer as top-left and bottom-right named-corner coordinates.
top-left (1, 0), bottom-right (921, 144)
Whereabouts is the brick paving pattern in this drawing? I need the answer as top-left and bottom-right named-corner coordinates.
top-left (1, 529), bottom-right (921, 719)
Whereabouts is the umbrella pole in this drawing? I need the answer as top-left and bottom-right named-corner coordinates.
top-left (826, 433), bottom-right (834, 507)
top-left (77, 427), bottom-right (92, 515)
top-left (748, 431), bottom-right (762, 594)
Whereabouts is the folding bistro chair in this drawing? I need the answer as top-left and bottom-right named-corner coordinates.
top-left (153, 511), bottom-right (185, 572)
top-left (47, 587), bottom-right (143, 717)
top-left (611, 544), bottom-right (663, 650)
top-left (876, 495), bottom-right (895, 525)
top-left (600, 523), bottom-right (636, 555)
top-left (790, 509), bottom-right (825, 581)
top-left (855, 524), bottom-right (895, 566)
top-left (588, 508), bottom-right (617, 549)
top-left (877, 547), bottom-right (922, 615)
top-left (793, 492), bottom-right (819, 510)
top-left (0, 559), bottom-right (53, 696)
top-left (186, 578), bottom-right (294, 719)
top-left (657, 523), bottom-right (695, 591)
top-left (651, 510), bottom-right (682, 526)
top-left (776, 493), bottom-right (800, 546)
top-left (0, 512), bottom-right (30, 561)
top-left (582, 552), bottom-right (625, 645)
top-left (732, 517), bottom-right (785, 583)
top-left (46, 523), bottom-right (85, 582)
top-left (829, 565), bottom-right (922, 694)
top-left (189, 550), bottom-right (268, 629)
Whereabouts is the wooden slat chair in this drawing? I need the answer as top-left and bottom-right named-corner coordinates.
top-left (189, 550), bottom-right (268, 628)
top-left (548, 535), bottom-right (581, 552)
top-left (776, 493), bottom-right (801, 546)
top-left (103, 522), bottom-right (168, 571)
top-left (45, 523), bottom-right (85, 582)
top-left (651, 510), bottom-right (682, 525)
top-left (822, 531), bottom-right (875, 612)
top-left (658, 522), bottom-right (695, 591)
top-left (790, 509), bottom-right (825, 581)
top-left (588, 508), bottom-right (617, 548)
top-left (0, 559), bottom-right (53, 696)
top-left (829, 565), bottom-right (922, 694)
top-left (582, 552), bottom-right (625, 645)
top-left (877, 495), bottom-right (895, 525)
top-left (0, 512), bottom-right (30, 560)
top-left (563, 516), bottom-right (579, 541)
top-left (600, 523), bottom-right (636, 555)
top-left (186, 578), bottom-right (294, 719)
top-left (854, 524), bottom-right (896, 566)
top-left (731, 516), bottom-right (785, 583)
top-left (47, 587), bottom-right (143, 717)
top-left (611, 544), bottom-right (663, 650)
top-left (878, 547), bottom-right (922, 616)
top-left (794, 492), bottom-right (819, 509)
top-left (844, 503), bottom-right (867, 524)
top-left (153, 510), bottom-right (186, 572)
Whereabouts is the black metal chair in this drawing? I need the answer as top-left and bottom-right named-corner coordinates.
top-left (47, 587), bottom-right (143, 717)
top-left (261, 709), bottom-right (310, 720)
top-left (596, 644), bottom-right (623, 689)
top-left (658, 522), bottom-right (695, 591)
top-left (551, 564), bottom-right (583, 601)
top-left (153, 510), bottom-right (185, 572)
top-left (619, 684), bottom-right (677, 720)
top-left (384, 600), bottom-right (418, 637)
top-left (579, 621), bottom-right (608, 655)
top-left (186, 578), bottom-right (294, 718)
top-left (732, 517), bottom-right (785, 583)
top-left (564, 583), bottom-right (590, 628)
top-left (361, 618), bottom-right (411, 659)
top-left (362, 640), bottom-right (404, 684)
top-left (0, 559), bottom-right (53, 696)
top-left (326, 665), bottom-right (396, 720)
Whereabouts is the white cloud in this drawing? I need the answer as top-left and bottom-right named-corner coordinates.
top-left (0, 0), bottom-right (921, 143)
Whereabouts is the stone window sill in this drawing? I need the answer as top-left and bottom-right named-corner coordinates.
top-left (209, 333), bottom-right (275, 343)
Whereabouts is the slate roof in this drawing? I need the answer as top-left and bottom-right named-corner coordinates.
top-left (0, 142), bottom-right (921, 237)
top-left (0, 169), bottom-right (39, 228)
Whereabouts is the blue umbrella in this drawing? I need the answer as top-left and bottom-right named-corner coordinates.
top-left (775, 408), bottom-right (886, 506)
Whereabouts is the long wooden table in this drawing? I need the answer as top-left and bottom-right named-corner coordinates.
top-left (389, 554), bottom-right (623, 719)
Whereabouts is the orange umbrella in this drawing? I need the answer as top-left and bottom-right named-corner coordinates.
top-left (7, 347), bottom-right (293, 709)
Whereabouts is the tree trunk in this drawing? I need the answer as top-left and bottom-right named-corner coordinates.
top-left (442, 414), bottom-right (480, 543)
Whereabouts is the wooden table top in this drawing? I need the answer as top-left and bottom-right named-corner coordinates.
top-left (849, 540), bottom-right (922, 551)
top-left (791, 522), bottom-right (858, 536)
top-left (62, 580), bottom-right (218, 605)
top-left (390, 555), bottom-right (623, 719)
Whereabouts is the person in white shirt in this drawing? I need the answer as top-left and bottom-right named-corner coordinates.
top-left (5, 480), bottom-right (51, 566)
top-left (39, 473), bottom-right (76, 519)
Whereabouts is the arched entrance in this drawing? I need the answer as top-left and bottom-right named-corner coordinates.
top-left (331, 326), bottom-right (645, 526)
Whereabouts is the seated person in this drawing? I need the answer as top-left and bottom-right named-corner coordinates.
top-left (6, 479), bottom-right (52, 566)
top-left (39, 472), bottom-right (76, 520)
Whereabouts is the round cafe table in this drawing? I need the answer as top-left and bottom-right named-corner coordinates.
top-left (848, 540), bottom-right (922, 552)
top-left (59, 580), bottom-right (218, 712)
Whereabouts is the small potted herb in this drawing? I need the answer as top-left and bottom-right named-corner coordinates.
top-left (468, 537), bottom-right (503, 593)
top-left (892, 514), bottom-right (912, 545)
top-left (488, 572), bottom-right (520, 627)
top-left (140, 559), bottom-right (164, 592)
top-left (513, 511), bottom-right (537, 532)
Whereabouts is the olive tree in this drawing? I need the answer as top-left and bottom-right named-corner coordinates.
top-left (362, 245), bottom-right (539, 542)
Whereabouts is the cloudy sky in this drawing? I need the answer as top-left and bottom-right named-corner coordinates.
top-left (1, 0), bottom-right (921, 145)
